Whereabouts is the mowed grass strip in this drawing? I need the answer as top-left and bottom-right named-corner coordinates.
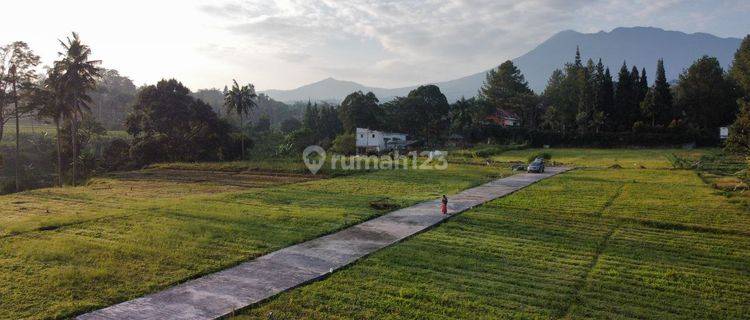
top-left (493, 168), bottom-right (750, 233)
top-left (491, 148), bottom-right (707, 169)
top-left (236, 166), bottom-right (750, 319)
top-left (0, 163), bottom-right (506, 319)
top-left (236, 208), bottom-right (613, 320)
top-left (569, 224), bottom-right (750, 319)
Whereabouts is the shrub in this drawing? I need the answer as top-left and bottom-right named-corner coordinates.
top-left (666, 153), bottom-right (697, 169)
top-left (101, 138), bottom-right (133, 171)
top-left (331, 133), bottom-right (356, 155)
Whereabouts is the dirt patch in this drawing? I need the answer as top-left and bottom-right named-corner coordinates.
top-left (369, 198), bottom-right (402, 211)
top-left (107, 169), bottom-right (319, 189)
top-left (713, 176), bottom-right (749, 191)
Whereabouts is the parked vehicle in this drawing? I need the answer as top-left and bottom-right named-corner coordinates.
top-left (527, 158), bottom-right (545, 173)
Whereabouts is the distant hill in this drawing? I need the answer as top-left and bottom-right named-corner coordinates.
top-left (261, 27), bottom-right (742, 103)
top-left (261, 77), bottom-right (414, 104)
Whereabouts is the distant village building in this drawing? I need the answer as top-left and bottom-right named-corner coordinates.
top-left (356, 128), bottom-right (408, 154)
top-left (486, 109), bottom-right (520, 127)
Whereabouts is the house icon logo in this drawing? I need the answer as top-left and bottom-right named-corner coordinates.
top-left (302, 145), bottom-right (326, 174)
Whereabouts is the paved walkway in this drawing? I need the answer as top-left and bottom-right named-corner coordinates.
top-left (78, 167), bottom-right (570, 320)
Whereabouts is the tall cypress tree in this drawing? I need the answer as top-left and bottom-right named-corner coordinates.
top-left (639, 67), bottom-right (649, 102)
top-left (630, 65), bottom-right (644, 126)
top-left (576, 59), bottom-right (597, 133)
top-left (600, 67), bottom-right (615, 129)
top-left (479, 60), bottom-right (537, 128)
top-left (613, 62), bottom-right (636, 131)
top-left (652, 59), bottom-right (673, 125)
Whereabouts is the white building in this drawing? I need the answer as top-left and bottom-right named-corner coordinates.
top-left (356, 128), bottom-right (408, 154)
top-left (720, 126), bottom-right (729, 140)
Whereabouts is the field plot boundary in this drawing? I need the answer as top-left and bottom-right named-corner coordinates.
top-left (77, 167), bottom-right (570, 320)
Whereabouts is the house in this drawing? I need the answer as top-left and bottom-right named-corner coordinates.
top-left (356, 128), bottom-right (408, 154)
top-left (486, 109), bottom-right (519, 127)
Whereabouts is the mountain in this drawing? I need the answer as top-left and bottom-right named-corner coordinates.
top-left (261, 77), bottom-right (415, 103)
top-left (261, 27), bottom-right (742, 103)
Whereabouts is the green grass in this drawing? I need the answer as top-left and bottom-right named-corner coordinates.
top-left (0, 162), bottom-right (507, 319)
top-left (3, 147), bottom-right (747, 319)
top-left (235, 166), bottom-right (750, 319)
top-left (0, 123), bottom-right (127, 145)
top-left (491, 148), bottom-right (708, 168)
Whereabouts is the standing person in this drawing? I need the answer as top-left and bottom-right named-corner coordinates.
top-left (441, 195), bottom-right (448, 215)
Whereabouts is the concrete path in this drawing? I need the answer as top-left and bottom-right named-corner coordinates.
top-left (78, 167), bottom-right (570, 320)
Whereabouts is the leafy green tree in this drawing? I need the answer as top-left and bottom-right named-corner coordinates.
top-left (280, 118), bottom-right (302, 134)
top-left (449, 97), bottom-right (475, 135)
top-left (223, 79), bottom-right (257, 159)
top-left (331, 133), bottom-right (355, 155)
top-left (254, 115), bottom-right (271, 133)
top-left (0, 42), bottom-right (40, 191)
top-left (338, 91), bottom-right (380, 132)
top-left (675, 56), bottom-right (740, 130)
top-left (727, 35), bottom-right (750, 153)
top-left (302, 101), bottom-right (319, 131)
top-left (32, 69), bottom-right (68, 187)
top-left (127, 79), bottom-right (234, 164)
top-left (479, 60), bottom-right (538, 128)
top-left (731, 35), bottom-right (750, 97)
top-left (317, 105), bottom-right (342, 141)
top-left (385, 85), bottom-right (449, 145)
top-left (89, 69), bottom-right (136, 129)
top-left (53, 32), bottom-right (102, 186)
top-left (726, 100), bottom-right (750, 154)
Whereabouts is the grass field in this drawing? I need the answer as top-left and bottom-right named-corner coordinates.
top-left (234, 150), bottom-right (750, 319)
top-left (0, 162), bottom-right (505, 319)
top-left (0, 123), bottom-right (128, 147)
top-left (3, 147), bottom-right (748, 319)
top-left (491, 147), bottom-right (707, 168)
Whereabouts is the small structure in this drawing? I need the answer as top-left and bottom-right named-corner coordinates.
top-left (356, 128), bottom-right (408, 154)
top-left (486, 109), bottom-right (519, 127)
top-left (720, 126), bottom-right (729, 140)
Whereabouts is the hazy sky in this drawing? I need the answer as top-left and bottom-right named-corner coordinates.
top-left (1, 0), bottom-right (748, 91)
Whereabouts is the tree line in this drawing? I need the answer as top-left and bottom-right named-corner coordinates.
top-left (2, 31), bottom-right (749, 193)
top-left (283, 39), bottom-right (750, 153)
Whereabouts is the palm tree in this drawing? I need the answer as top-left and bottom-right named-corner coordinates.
top-left (223, 80), bottom-right (257, 160)
top-left (54, 32), bottom-right (101, 186)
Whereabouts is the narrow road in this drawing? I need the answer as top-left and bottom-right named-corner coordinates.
top-left (78, 167), bottom-right (570, 320)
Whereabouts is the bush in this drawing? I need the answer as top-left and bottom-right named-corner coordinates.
top-left (285, 128), bottom-right (318, 152)
top-left (665, 153), bottom-right (697, 169)
top-left (101, 138), bottom-right (132, 171)
top-left (331, 134), bottom-right (356, 155)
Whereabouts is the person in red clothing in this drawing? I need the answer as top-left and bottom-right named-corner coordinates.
top-left (441, 195), bottom-right (448, 215)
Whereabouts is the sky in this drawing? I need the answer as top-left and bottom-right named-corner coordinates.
top-left (1, 0), bottom-right (748, 91)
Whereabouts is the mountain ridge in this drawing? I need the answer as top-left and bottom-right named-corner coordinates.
top-left (260, 26), bottom-right (742, 103)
